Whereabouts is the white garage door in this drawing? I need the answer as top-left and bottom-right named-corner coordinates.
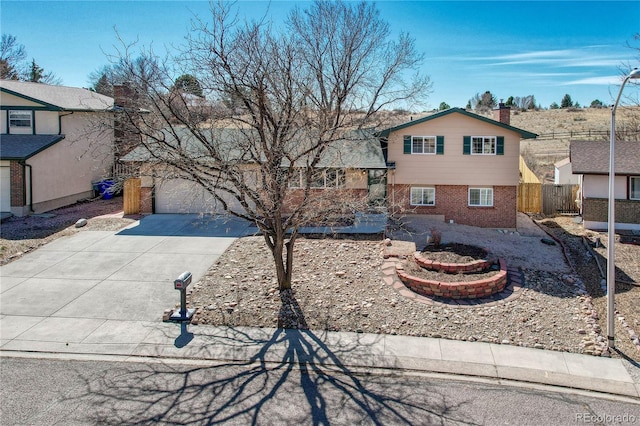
top-left (155, 178), bottom-right (242, 214)
top-left (0, 166), bottom-right (11, 212)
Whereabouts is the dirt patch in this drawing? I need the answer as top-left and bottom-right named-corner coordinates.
top-left (535, 216), bottom-right (640, 363)
top-left (421, 243), bottom-right (487, 264)
top-left (403, 257), bottom-right (499, 283)
top-left (0, 197), bottom-right (136, 265)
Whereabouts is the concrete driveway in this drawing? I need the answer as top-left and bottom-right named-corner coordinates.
top-left (0, 214), bottom-right (253, 352)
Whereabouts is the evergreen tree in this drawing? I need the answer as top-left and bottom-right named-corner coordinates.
top-left (560, 94), bottom-right (573, 108)
top-left (173, 74), bottom-right (203, 97)
top-left (24, 59), bottom-right (62, 84)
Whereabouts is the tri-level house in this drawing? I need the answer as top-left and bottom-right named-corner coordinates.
top-left (377, 106), bottom-right (537, 228)
top-left (0, 80), bottom-right (114, 216)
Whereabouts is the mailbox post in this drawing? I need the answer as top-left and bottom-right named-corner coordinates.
top-left (170, 271), bottom-right (195, 322)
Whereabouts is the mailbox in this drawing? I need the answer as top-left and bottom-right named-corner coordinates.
top-left (170, 271), bottom-right (195, 322)
top-left (174, 271), bottom-right (192, 290)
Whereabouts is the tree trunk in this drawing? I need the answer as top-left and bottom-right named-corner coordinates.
top-left (264, 229), bottom-right (297, 291)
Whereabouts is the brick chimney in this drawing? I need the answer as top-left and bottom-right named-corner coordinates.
top-left (113, 83), bottom-right (136, 109)
top-left (493, 102), bottom-right (510, 125)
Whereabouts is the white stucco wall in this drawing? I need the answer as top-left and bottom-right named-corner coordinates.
top-left (35, 110), bottom-right (60, 134)
top-left (582, 175), bottom-right (627, 198)
top-left (26, 112), bottom-right (113, 211)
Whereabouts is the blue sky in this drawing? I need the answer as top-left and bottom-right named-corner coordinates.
top-left (2, 1), bottom-right (639, 110)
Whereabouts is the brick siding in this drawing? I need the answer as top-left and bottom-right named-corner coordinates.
top-left (396, 258), bottom-right (508, 299)
top-left (389, 184), bottom-right (517, 228)
top-left (10, 161), bottom-right (24, 207)
top-left (583, 197), bottom-right (640, 225)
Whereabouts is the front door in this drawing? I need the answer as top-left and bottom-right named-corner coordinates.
top-left (367, 169), bottom-right (386, 207)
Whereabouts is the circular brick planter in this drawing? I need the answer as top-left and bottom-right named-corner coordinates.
top-left (414, 252), bottom-right (491, 274)
top-left (396, 258), bottom-right (508, 300)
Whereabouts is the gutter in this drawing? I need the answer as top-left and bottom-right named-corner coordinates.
top-left (58, 111), bottom-right (74, 134)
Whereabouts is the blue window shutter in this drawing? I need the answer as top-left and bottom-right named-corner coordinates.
top-left (436, 136), bottom-right (444, 155)
top-left (404, 135), bottom-right (411, 154)
top-left (496, 136), bottom-right (504, 155)
top-left (463, 136), bottom-right (471, 155)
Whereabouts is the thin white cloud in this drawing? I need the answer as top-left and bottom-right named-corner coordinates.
top-left (562, 76), bottom-right (624, 86)
top-left (441, 46), bottom-right (631, 69)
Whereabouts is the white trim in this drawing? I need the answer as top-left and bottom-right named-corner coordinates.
top-left (9, 110), bottom-right (32, 128)
top-left (468, 187), bottom-right (493, 206)
top-left (630, 176), bottom-right (640, 200)
top-left (289, 168), bottom-right (346, 189)
top-left (410, 186), bottom-right (435, 206)
top-left (411, 136), bottom-right (437, 155)
top-left (471, 136), bottom-right (496, 155)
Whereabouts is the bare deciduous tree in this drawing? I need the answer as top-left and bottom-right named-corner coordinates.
top-left (112, 0), bottom-right (431, 291)
top-left (1, 34), bottom-right (26, 80)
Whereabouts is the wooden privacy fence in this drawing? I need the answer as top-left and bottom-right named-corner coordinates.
top-left (518, 183), bottom-right (542, 213)
top-left (123, 178), bottom-right (141, 215)
top-left (518, 183), bottom-right (579, 215)
top-left (542, 184), bottom-right (579, 215)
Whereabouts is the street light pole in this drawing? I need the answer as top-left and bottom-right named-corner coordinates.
top-left (607, 67), bottom-right (640, 350)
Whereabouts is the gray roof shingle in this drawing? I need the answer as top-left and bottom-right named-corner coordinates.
top-left (122, 128), bottom-right (387, 169)
top-left (570, 140), bottom-right (640, 175)
top-left (0, 80), bottom-right (113, 111)
top-left (0, 134), bottom-right (65, 160)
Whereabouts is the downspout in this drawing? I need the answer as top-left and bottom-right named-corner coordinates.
top-left (58, 111), bottom-right (73, 134)
top-left (19, 161), bottom-right (33, 213)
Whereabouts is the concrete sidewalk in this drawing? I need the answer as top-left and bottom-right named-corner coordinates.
top-left (2, 322), bottom-right (639, 399)
top-left (1, 214), bottom-right (639, 401)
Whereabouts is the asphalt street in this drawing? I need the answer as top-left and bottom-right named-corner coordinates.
top-left (2, 356), bottom-right (639, 426)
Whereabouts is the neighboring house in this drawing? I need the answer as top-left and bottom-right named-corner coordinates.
top-left (377, 105), bottom-right (537, 228)
top-left (554, 157), bottom-right (580, 185)
top-left (122, 128), bottom-right (387, 215)
top-left (570, 140), bottom-right (640, 231)
top-left (0, 80), bottom-right (114, 216)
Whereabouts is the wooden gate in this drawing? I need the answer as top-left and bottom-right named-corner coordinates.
top-left (517, 183), bottom-right (542, 213)
top-left (123, 178), bottom-right (141, 215)
top-left (542, 184), bottom-right (579, 215)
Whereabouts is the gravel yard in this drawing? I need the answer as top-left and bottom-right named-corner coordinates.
top-left (189, 214), bottom-right (613, 358)
top-left (2, 199), bottom-right (638, 364)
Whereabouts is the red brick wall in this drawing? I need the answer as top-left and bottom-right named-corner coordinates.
top-left (10, 161), bottom-right (25, 207)
top-left (389, 184), bottom-right (517, 228)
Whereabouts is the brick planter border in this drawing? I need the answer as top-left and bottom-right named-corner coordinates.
top-left (414, 252), bottom-right (491, 274)
top-left (396, 259), bottom-right (508, 300)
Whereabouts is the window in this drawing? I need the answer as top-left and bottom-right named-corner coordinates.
top-left (9, 110), bottom-right (32, 128)
top-left (631, 177), bottom-right (640, 200)
top-left (469, 188), bottom-right (493, 206)
top-left (411, 136), bottom-right (436, 154)
top-left (291, 168), bottom-right (345, 188)
top-left (471, 136), bottom-right (496, 154)
top-left (288, 168), bottom-right (303, 188)
top-left (404, 135), bottom-right (444, 155)
top-left (410, 187), bottom-right (435, 206)
top-left (326, 168), bottom-right (346, 187)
